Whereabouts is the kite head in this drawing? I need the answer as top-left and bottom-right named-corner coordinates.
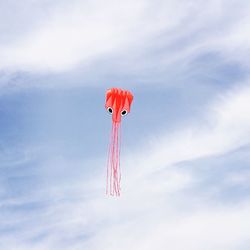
top-left (105, 88), bottom-right (133, 123)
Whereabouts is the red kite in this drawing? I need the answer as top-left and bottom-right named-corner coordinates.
top-left (105, 88), bottom-right (133, 196)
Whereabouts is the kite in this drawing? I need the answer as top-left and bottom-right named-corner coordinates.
top-left (105, 88), bottom-right (134, 196)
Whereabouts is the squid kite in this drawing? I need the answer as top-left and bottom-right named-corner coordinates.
top-left (105, 88), bottom-right (134, 196)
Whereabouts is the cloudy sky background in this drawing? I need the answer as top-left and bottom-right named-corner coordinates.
top-left (0, 0), bottom-right (250, 249)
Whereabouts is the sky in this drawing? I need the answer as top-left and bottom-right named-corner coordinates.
top-left (0, 0), bottom-right (250, 249)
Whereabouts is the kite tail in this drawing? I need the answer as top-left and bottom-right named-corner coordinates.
top-left (106, 122), bottom-right (121, 196)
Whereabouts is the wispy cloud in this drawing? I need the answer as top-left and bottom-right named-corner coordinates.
top-left (0, 0), bottom-right (250, 75)
top-left (123, 82), bottom-right (250, 181)
top-left (0, 0), bottom-right (149, 72)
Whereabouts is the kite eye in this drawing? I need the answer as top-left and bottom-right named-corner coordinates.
top-left (121, 109), bottom-right (127, 116)
top-left (107, 107), bottom-right (113, 114)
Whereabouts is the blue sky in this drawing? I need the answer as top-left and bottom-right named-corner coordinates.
top-left (0, 0), bottom-right (250, 249)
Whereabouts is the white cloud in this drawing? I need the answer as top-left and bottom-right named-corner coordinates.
top-left (0, 0), bottom-right (250, 73)
top-left (0, 0), bottom-right (150, 72)
top-left (126, 82), bottom-right (250, 176)
top-left (82, 202), bottom-right (250, 250)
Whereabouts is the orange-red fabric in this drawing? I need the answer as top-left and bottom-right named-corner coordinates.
top-left (105, 88), bottom-right (133, 123)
